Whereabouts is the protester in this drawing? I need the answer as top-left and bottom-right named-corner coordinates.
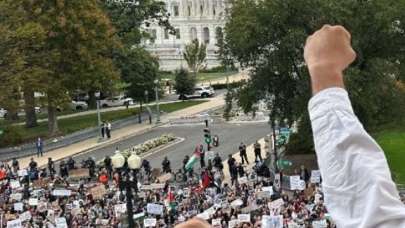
top-left (106, 121), bottom-right (112, 139)
top-left (36, 137), bottom-right (43, 157)
top-left (239, 142), bottom-right (249, 165)
top-left (253, 140), bottom-right (262, 162)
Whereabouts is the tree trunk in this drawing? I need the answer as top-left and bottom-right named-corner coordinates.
top-left (23, 86), bottom-right (38, 128)
top-left (47, 103), bottom-right (59, 136)
top-left (88, 91), bottom-right (97, 109)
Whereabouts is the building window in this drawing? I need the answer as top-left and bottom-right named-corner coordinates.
top-left (188, 6), bottom-right (191, 16)
top-left (173, 5), bottom-right (179, 16)
top-left (213, 8), bottom-right (216, 16)
top-left (200, 5), bottom-right (203, 15)
top-left (175, 28), bottom-right (181, 39)
top-left (164, 29), bottom-right (169, 40)
top-left (203, 27), bottom-right (210, 44)
top-left (190, 27), bottom-right (197, 41)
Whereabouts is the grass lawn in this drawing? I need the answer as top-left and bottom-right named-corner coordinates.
top-left (3, 100), bottom-right (206, 147)
top-left (375, 124), bottom-right (405, 186)
top-left (161, 71), bottom-right (238, 82)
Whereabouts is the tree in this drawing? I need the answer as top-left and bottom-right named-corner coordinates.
top-left (174, 68), bottom-right (196, 100)
top-left (215, 27), bottom-right (234, 70)
top-left (183, 39), bottom-right (207, 77)
top-left (225, 0), bottom-right (405, 154)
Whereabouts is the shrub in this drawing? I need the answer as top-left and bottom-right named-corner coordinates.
top-left (0, 126), bottom-right (23, 148)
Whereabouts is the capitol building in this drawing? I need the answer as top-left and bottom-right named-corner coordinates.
top-left (143, 0), bottom-right (228, 71)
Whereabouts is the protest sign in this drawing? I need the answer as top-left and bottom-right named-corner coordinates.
top-left (238, 214), bottom-right (250, 223)
top-left (157, 173), bottom-right (173, 183)
top-left (10, 180), bottom-right (20, 189)
top-left (90, 185), bottom-right (106, 200)
top-left (212, 218), bottom-right (222, 227)
top-left (289, 175), bottom-right (301, 190)
top-left (52, 189), bottom-right (71, 197)
top-left (68, 168), bottom-right (89, 179)
top-left (310, 170), bottom-right (321, 183)
top-left (228, 220), bottom-right (239, 228)
top-left (19, 211), bottom-right (31, 222)
top-left (114, 204), bottom-right (127, 215)
top-left (7, 219), bottom-right (21, 228)
top-left (147, 203), bottom-right (163, 215)
top-left (13, 202), bottom-right (23, 211)
top-left (140, 183), bottom-right (165, 190)
top-left (268, 199), bottom-right (284, 211)
top-left (230, 199), bottom-right (243, 208)
top-left (262, 215), bottom-right (283, 228)
top-left (10, 193), bottom-right (22, 201)
top-left (312, 220), bottom-right (327, 228)
top-left (28, 198), bottom-right (38, 206)
top-left (144, 218), bottom-right (157, 227)
top-left (196, 212), bottom-right (209, 220)
top-left (17, 169), bottom-right (28, 177)
top-left (262, 186), bottom-right (274, 194)
top-left (257, 191), bottom-right (272, 199)
top-left (274, 173), bottom-right (281, 191)
top-left (238, 176), bottom-right (248, 184)
top-left (32, 179), bottom-right (50, 188)
top-left (133, 212), bottom-right (145, 220)
top-left (297, 180), bottom-right (306, 191)
top-left (55, 217), bottom-right (68, 228)
top-left (37, 202), bottom-right (47, 212)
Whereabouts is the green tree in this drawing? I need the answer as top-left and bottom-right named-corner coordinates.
top-left (183, 39), bottom-right (207, 77)
top-left (174, 68), bottom-right (196, 100)
top-left (225, 0), bottom-right (405, 154)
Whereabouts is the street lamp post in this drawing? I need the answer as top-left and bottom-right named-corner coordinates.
top-left (111, 153), bottom-right (142, 228)
top-left (154, 80), bottom-right (160, 124)
top-left (97, 100), bottom-right (102, 140)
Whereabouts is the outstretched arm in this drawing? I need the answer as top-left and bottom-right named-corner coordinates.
top-left (305, 25), bottom-right (405, 227)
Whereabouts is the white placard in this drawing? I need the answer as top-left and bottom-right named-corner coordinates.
top-left (14, 202), bottom-right (23, 211)
top-left (262, 215), bottom-right (283, 228)
top-left (312, 220), bottom-right (327, 228)
top-left (10, 193), bottom-right (22, 201)
top-left (310, 170), bottom-right (321, 183)
top-left (297, 180), bottom-right (306, 191)
top-left (228, 220), bottom-right (239, 228)
top-left (212, 218), bottom-right (221, 227)
top-left (19, 211), bottom-right (31, 222)
top-left (274, 173), bottom-right (281, 191)
top-left (17, 169), bottom-right (28, 177)
top-left (230, 199), bottom-right (243, 208)
top-left (144, 218), bottom-right (157, 227)
top-left (10, 180), bottom-right (20, 189)
top-left (52, 189), bottom-right (71, 196)
top-left (114, 204), bottom-right (127, 215)
top-left (289, 175), bottom-right (301, 190)
top-left (146, 203), bottom-right (163, 215)
top-left (28, 198), bottom-right (38, 206)
top-left (262, 186), bottom-right (274, 194)
top-left (238, 176), bottom-right (248, 184)
top-left (268, 199), bottom-right (284, 211)
top-left (55, 217), bottom-right (68, 228)
top-left (7, 219), bottom-right (22, 228)
top-left (196, 212), bottom-right (209, 220)
top-left (237, 214), bottom-right (250, 223)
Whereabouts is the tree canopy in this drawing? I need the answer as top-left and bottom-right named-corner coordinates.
top-left (183, 39), bottom-right (207, 76)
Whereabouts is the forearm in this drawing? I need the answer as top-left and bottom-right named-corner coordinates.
top-left (308, 65), bottom-right (345, 95)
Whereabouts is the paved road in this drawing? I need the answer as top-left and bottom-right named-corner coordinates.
top-left (67, 120), bottom-right (270, 172)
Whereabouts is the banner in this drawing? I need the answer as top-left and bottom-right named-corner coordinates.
top-left (144, 218), bottom-right (157, 227)
top-left (146, 203), bottom-right (163, 215)
top-left (262, 215), bottom-right (283, 228)
top-left (310, 170), bottom-right (321, 183)
top-left (237, 214), bottom-right (250, 223)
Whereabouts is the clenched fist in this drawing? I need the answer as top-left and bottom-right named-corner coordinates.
top-left (304, 25), bottom-right (357, 94)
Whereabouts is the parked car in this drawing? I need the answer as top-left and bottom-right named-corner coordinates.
top-left (179, 86), bottom-right (215, 100)
top-left (0, 107), bottom-right (41, 118)
top-left (70, 101), bottom-right (88, 110)
top-left (99, 96), bottom-right (134, 108)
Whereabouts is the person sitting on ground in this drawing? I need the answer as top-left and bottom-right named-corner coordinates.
top-left (304, 24), bottom-right (405, 227)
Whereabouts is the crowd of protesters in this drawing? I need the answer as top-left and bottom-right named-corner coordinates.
top-left (0, 144), bottom-right (403, 228)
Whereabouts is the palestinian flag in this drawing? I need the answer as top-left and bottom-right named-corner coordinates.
top-left (165, 188), bottom-right (176, 211)
top-left (185, 145), bottom-right (202, 171)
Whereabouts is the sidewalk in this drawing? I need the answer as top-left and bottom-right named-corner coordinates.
top-left (17, 95), bottom-right (225, 168)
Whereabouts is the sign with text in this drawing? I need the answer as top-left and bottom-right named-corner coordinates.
top-left (268, 199), bottom-right (284, 211)
top-left (7, 219), bottom-right (21, 228)
top-left (144, 218), bottom-right (157, 227)
top-left (147, 203), bottom-right (163, 215)
top-left (237, 214), bottom-right (250, 223)
top-left (262, 215), bottom-right (283, 228)
top-left (114, 203), bottom-right (127, 215)
top-left (90, 185), bottom-right (106, 200)
top-left (228, 220), bottom-right (239, 228)
top-left (55, 217), bottom-right (68, 228)
top-left (13, 202), bottom-right (23, 211)
top-left (19, 211), bottom-right (31, 222)
top-left (10, 180), bottom-right (20, 189)
top-left (69, 168), bottom-right (89, 179)
top-left (17, 169), bottom-right (28, 177)
top-left (289, 175), bottom-right (301, 190)
top-left (310, 170), bottom-right (321, 183)
top-left (28, 198), bottom-right (39, 206)
top-left (52, 189), bottom-right (71, 197)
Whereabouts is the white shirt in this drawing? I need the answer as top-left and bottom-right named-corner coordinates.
top-left (309, 88), bottom-right (405, 228)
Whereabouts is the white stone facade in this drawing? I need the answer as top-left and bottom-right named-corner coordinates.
top-left (143, 0), bottom-right (228, 71)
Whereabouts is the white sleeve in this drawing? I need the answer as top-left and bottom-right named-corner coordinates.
top-left (308, 88), bottom-right (405, 228)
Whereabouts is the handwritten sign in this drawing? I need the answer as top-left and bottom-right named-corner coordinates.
top-left (311, 170), bottom-right (321, 183)
top-left (52, 189), bottom-right (71, 196)
top-left (262, 215), bottom-right (283, 228)
top-left (147, 203), bottom-right (163, 215)
top-left (289, 175), bottom-right (301, 190)
top-left (144, 218), bottom-right (157, 227)
top-left (55, 217), bottom-right (68, 228)
top-left (228, 220), bottom-right (239, 228)
top-left (238, 214), bottom-right (250, 223)
top-left (90, 185), bottom-right (106, 200)
top-left (6, 219), bottom-right (21, 228)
